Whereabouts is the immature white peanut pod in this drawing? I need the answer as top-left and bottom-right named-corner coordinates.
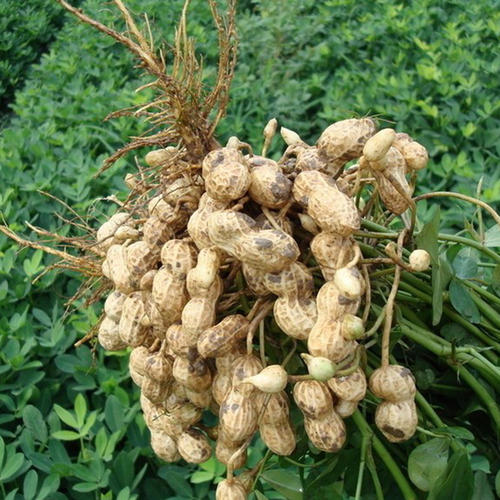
top-left (242, 365), bottom-right (288, 393)
top-left (409, 249), bottom-right (431, 272)
top-left (362, 128), bottom-right (396, 162)
top-left (341, 314), bottom-right (365, 340)
top-left (301, 353), bottom-right (336, 381)
top-left (281, 127), bottom-right (304, 145)
top-left (334, 267), bottom-right (364, 299)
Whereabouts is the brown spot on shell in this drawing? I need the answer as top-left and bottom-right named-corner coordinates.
top-left (383, 425), bottom-right (406, 438)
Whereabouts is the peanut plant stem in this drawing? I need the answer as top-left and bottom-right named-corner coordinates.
top-left (352, 411), bottom-right (417, 500)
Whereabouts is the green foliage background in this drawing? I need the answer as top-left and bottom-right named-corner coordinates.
top-left (0, 0), bottom-right (499, 499)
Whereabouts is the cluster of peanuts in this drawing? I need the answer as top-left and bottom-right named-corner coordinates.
top-left (95, 117), bottom-right (429, 498)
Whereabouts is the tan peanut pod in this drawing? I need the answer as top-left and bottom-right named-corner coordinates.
top-left (247, 157), bottom-right (292, 209)
top-left (373, 171), bottom-right (410, 215)
top-left (293, 171), bottom-right (360, 236)
top-left (308, 321), bottom-right (357, 362)
top-left (202, 145), bottom-right (245, 178)
top-left (98, 316), bottom-right (127, 351)
top-left (172, 357), bottom-right (212, 392)
top-left (369, 365), bottom-right (416, 402)
top-left (392, 133), bottom-right (428, 171)
top-left (148, 194), bottom-right (175, 222)
top-left (198, 315), bottom-right (249, 358)
top-left (231, 355), bottom-right (264, 397)
top-left (293, 380), bottom-right (333, 419)
top-left (129, 365), bottom-right (144, 387)
top-left (216, 478), bottom-right (247, 500)
top-left (145, 352), bottom-right (173, 383)
top-left (150, 430), bottom-right (181, 462)
top-left (304, 410), bottom-right (346, 452)
top-left (181, 296), bottom-right (219, 346)
top-left (164, 175), bottom-right (203, 208)
top-left (316, 118), bottom-right (376, 167)
top-left (215, 436), bottom-right (247, 470)
top-left (119, 292), bottom-right (150, 346)
top-left (257, 391), bottom-right (290, 425)
top-left (187, 193), bottom-right (229, 250)
top-left (336, 399), bottom-right (359, 418)
top-left (220, 389), bottom-right (258, 441)
top-left (273, 296), bottom-right (317, 340)
top-left (242, 264), bottom-right (269, 296)
top-left (327, 367), bottom-right (367, 403)
top-left (145, 147), bottom-right (177, 167)
top-left (142, 296), bottom-right (168, 340)
top-left (185, 387), bottom-right (213, 409)
top-left (141, 378), bottom-right (171, 404)
top-left (212, 373), bottom-right (232, 406)
top-left (263, 262), bottom-right (314, 298)
top-left (207, 210), bottom-right (255, 248)
top-left (310, 233), bottom-right (357, 281)
top-left (96, 212), bottom-right (133, 252)
top-left (375, 399), bottom-right (418, 442)
top-left (165, 384), bottom-right (189, 411)
top-left (254, 212), bottom-right (294, 235)
top-left (187, 246), bottom-right (221, 295)
top-left (170, 402), bottom-right (203, 428)
top-left (237, 471), bottom-right (254, 494)
top-left (140, 270), bottom-right (157, 291)
top-left (152, 269), bottom-right (189, 325)
top-left (259, 420), bottom-right (296, 456)
top-left (129, 346), bottom-right (150, 376)
top-left (363, 128), bottom-right (396, 162)
top-left (143, 215), bottom-right (174, 249)
top-left (205, 162), bottom-right (251, 203)
top-left (215, 342), bottom-right (247, 373)
top-left (104, 244), bottom-right (134, 294)
top-left (113, 225), bottom-right (140, 241)
top-left (315, 281), bottom-right (361, 323)
top-left (160, 239), bottom-right (197, 279)
top-left (104, 291), bottom-right (126, 322)
top-left (295, 146), bottom-right (331, 174)
top-left (177, 429), bottom-right (212, 464)
top-left (166, 324), bottom-right (196, 358)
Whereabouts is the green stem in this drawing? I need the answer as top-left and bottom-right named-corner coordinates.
top-left (365, 442), bottom-right (385, 500)
top-left (469, 289), bottom-right (500, 325)
top-left (283, 455), bottom-right (330, 468)
top-left (453, 364), bottom-right (500, 434)
top-left (438, 233), bottom-right (500, 263)
top-left (352, 411), bottom-right (417, 500)
top-left (355, 431), bottom-right (369, 500)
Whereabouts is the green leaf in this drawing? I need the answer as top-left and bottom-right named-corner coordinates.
top-left (23, 405), bottom-right (48, 443)
top-left (117, 487), bottom-right (132, 500)
top-left (254, 492), bottom-right (269, 500)
top-left (0, 435), bottom-right (5, 467)
top-left (495, 469), bottom-right (500, 497)
top-left (23, 469), bottom-right (38, 500)
top-left (0, 452), bottom-right (25, 481)
top-left (484, 224), bottom-right (500, 247)
top-left (53, 405), bottom-right (79, 429)
top-left (449, 279), bottom-right (481, 323)
top-left (472, 471), bottom-right (494, 500)
top-left (74, 394), bottom-right (87, 428)
top-left (51, 430), bottom-right (81, 441)
top-left (190, 470), bottom-right (213, 484)
top-left (428, 449), bottom-right (473, 500)
top-left (432, 426), bottom-right (474, 441)
top-left (80, 411), bottom-right (97, 437)
top-left (261, 469), bottom-right (303, 500)
top-left (408, 438), bottom-right (449, 492)
top-left (95, 427), bottom-right (107, 458)
top-left (105, 395), bottom-right (124, 433)
top-left (470, 455), bottom-right (490, 473)
top-left (452, 255), bottom-right (478, 279)
top-left (73, 482), bottom-right (99, 493)
top-left (37, 474), bottom-right (61, 500)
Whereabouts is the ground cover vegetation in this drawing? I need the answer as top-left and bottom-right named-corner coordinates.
top-left (0, 1), bottom-right (498, 499)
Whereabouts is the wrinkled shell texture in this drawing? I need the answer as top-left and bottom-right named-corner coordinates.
top-left (94, 119), bottom-right (427, 490)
